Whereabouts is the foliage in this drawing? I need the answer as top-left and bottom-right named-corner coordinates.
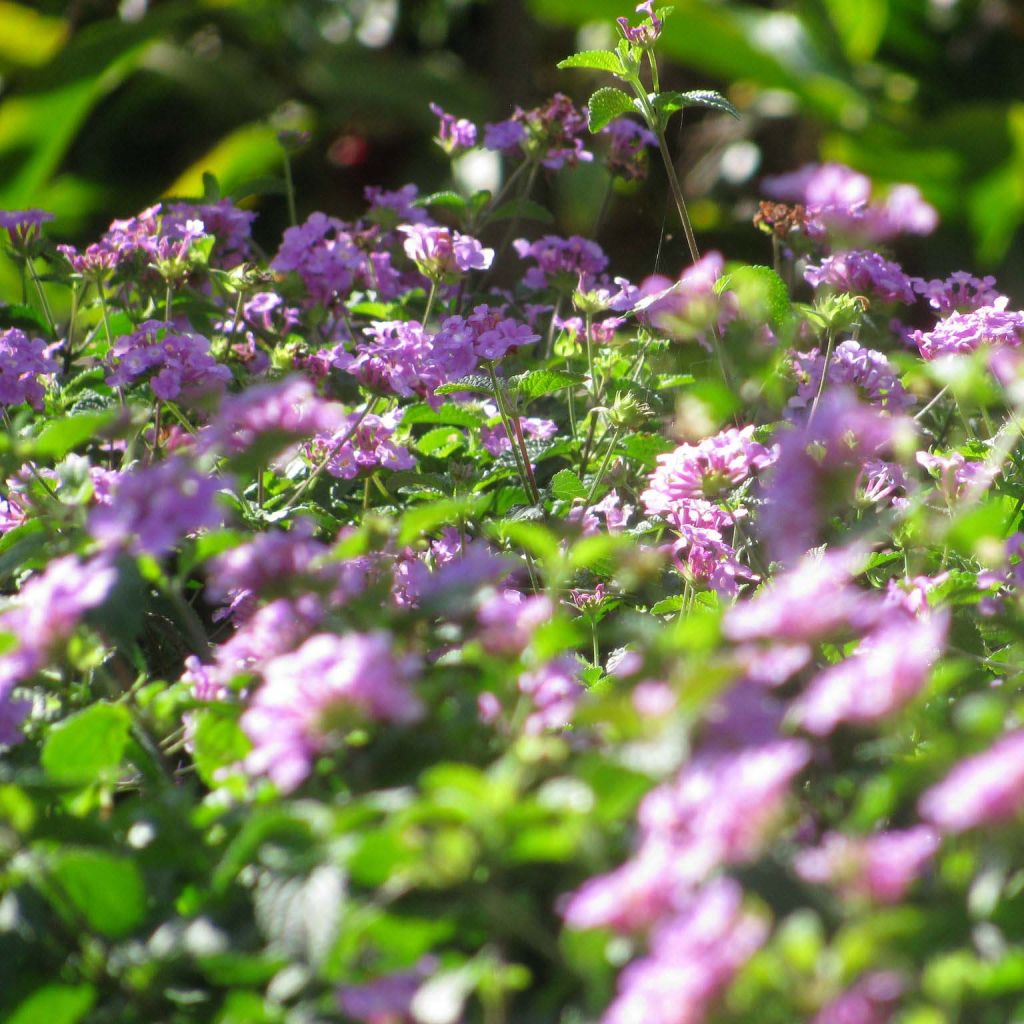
top-left (2, 4), bottom-right (1024, 1024)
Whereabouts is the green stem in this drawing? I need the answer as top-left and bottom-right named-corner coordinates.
top-left (422, 279), bottom-right (439, 328)
top-left (283, 153), bottom-right (298, 228)
top-left (585, 425), bottom-right (623, 505)
top-left (487, 363), bottom-right (540, 505)
top-left (807, 328), bottom-right (835, 427)
top-left (26, 257), bottom-right (56, 337)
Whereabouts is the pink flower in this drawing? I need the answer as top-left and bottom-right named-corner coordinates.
top-left (813, 971), bottom-right (904, 1024)
top-left (919, 730), bottom-right (1024, 833)
top-left (242, 632), bottom-right (422, 792)
top-left (792, 611), bottom-right (948, 735)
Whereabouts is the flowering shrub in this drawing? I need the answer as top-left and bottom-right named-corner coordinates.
top-left (3, 5), bottom-right (1024, 1023)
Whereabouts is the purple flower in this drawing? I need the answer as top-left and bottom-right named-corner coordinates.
top-left (89, 456), bottom-right (225, 558)
top-left (724, 547), bottom-right (882, 644)
top-left (601, 879), bottom-right (767, 1024)
top-left (106, 320), bottom-right (230, 401)
top-left (793, 610), bottom-right (947, 735)
top-left (242, 631), bottom-right (422, 792)
top-left (0, 328), bottom-right (58, 409)
top-left (602, 118), bottom-right (657, 180)
top-left (796, 827), bottom-right (939, 904)
top-left (813, 972), bottom-right (904, 1024)
top-left (912, 271), bottom-right (1003, 314)
top-left (518, 655), bottom-right (584, 734)
top-left (484, 94), bottom-right (592, 169)
top-left (200, 377), bottom-right (347, 457)
top-left (399, 223), bottom-right (493, 280)
top-left (513, 234), bottom-right (608, 291)
top-left (348, 320), bottom-right (444, 400)
top-left (0, 555), bottom-right (117, 705)
top-left (635, 252), bottom-right (731, 345)
top-left (483, 118), bottom-right (528, 152)
top-left (644, 425), bottom-right (777, 507)
top-left (477, 589), bottom-right (553, 654)
top-left (480, 405), bottom-right (555, 456)
top-left (337, 957), bottom-right (438, 1024)
top-left (272, 211), bottom-right (367, 305)
top-left (164, 199), bottom-right (255, 266)
top-left (0, 208), bottom-right (53, 251)
top-left (911, 299), bottom-right (1024, 360)
top-left (804, 250), bottom-right (916, 304)
top-left (916, 449), bottom-right (996, 501)
top-left (616, 1), bottom-right (664, 46)
top-left (919, 730), bottom-right (1024, 833)
top-left (429, 101), bottom-right (477, 155)
top-left (306, 409), bottom-right (415, 479)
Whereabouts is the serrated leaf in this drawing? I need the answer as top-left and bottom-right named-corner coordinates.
top-left (654, 89), bottom-right (740, 120)
top-left (489, 198), bottom-right (554, 224)
top-left (557, 50), bottom-right (625, 75)
top-left (723, 263), bottom-right (792, 331)
top-left (587, 87), bottom-right (636, 133)
top-left (42, 703), bottom-right (131, 786)
top-left (49, 849), bottom-right (146, 938)
top-left (434, 374), bottom-right (495, 397)
top-left (650, 595), bottom-right (685, 615)
top-left (413, 190), bottom-right (468, 210)
top-left (620, 433), bottom-right (675, 466)
top-left (402, 403), bottom-right (485, 428)
top-left (416, 426), bottom-right (466, 456)
top-left (510, 368), bottom-right (584, 401)
top-left (550, 469), bottom-right (587, 502)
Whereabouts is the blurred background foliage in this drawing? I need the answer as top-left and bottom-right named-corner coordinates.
top-left (1, 0), bottom-right (1023, 292)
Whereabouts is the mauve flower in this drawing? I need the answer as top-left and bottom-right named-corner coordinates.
top-left (793, 610), bottom-right (948, 735)
top-left (307, 409), bottom-right (415, 480)
top-left (643, 425), bottom-right (777, 508)
top-left (272, 211), bottom-right (366, 305)
top-left (804, 250), bottom-right (916, 304)
top-left (429, 101), bottom-right (477, 155)
top-left (0, 208), bottom-right (53, 251)
top-left (514, 234), bottom-right (608, 291)
top-left (242, 631), bottom-right (422, 792)
top-left (911, 299), bottom-right (1024, 360)
top-left (106, 319), bottom-right (230, 401)
top-left (348, 320), bottom-right (445, 400)
top-left (602, 118), bottom-right (657, 180)
top-left (337, 957), bottom-right (438, 1024)
top-left (912, 271), bottom-right (1003, 314)
top-left (0, 555), bottom-right (117, 698)
top-left (796, 827), bottom-right (939, 903)
top-left (919, 730), bottom-right (1024, 833)
top-left (164, 198), bottom-right (255, 266)
top-left (916, 449), bottom-right (997, 501)
top-left (813, 972), bottom-right (905, 1024)
top-left (476, 589), bottom-right (553, 654)
top-left (617, 1), bottom-right (664, 45)
top-left (89, 457), bottom-right (225, 558)
top-left (0, 328), bottom-right (58, 409)
top-left (399, 223), bottom-right (493, 279)
top-left (724, 547), bottom-right (882, 644)
top-left (518, 655), bottom-right (585, 734)
top-left (635, 252), bottom-right (729, 344)
top-left (601, 879), bottom-right (767, 1024)
top-left (790, 340), bottom-right (912, 414)
top-left (200, 377), bottom-right (347, 457)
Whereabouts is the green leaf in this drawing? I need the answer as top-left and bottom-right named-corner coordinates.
top-left (509, 368), bottom-right (584, 401)
top-left (434, 374), bottom-right (495, 397)
top-left (550, 469), bottom-right (587, 502)
top-left (192, 708), bottom-right (250, 788)
top-left (723, 263), bottom-right (792, 331)
top-left (489, 198), bottom-right (554, 224)
top-left (415, 426), bottom-right (466, 457)
top-left (402, 403), bottom-right (485, 428)
top-left (654, 89), bottom-right (740, 120)
top-left (619, 433), bottom-right (674, 466)
top-left (587, 87), bottom-right (636, 133)
top-left (556, 50), bottom-right (625, 75)
top-left (413, 190), bottom-right (468, 211)
top-left (31, 410), bottom-right (112, 460)
top-left (8, 985), bottom-right (95, 1024)
top-left (49, 848), bottom-right (146, 938)
top-left (41, 703), bottom-right (131, 786)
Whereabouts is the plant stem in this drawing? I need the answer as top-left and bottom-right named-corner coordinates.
top-left (807, 328), bottom-right (835, 427)
top-left (283, 154), bottom-right (298, 228)
top-left (487, 363), bottom-right (540, 504)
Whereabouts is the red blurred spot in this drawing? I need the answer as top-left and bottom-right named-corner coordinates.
top-left (328, 134), bottom-right (370, 167)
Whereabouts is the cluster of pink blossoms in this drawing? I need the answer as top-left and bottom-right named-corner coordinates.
top-left (0, 328), bottom-right (58, 409)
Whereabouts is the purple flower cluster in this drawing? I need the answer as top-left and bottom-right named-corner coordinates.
top-left (429, 102), bottom-right (477, 155)
top-left (602, 118), bottom-right (657, 180)
top-left (476, 589), bottom-right (553, 655)
top-left (636, 251), bottom-right (731, 345)
top-left (513, 234), bottom-right (609, 291)
top-left (790, 340), bottom-right (913, 413)
top-left (762, 162), bottom-right (938, 241)
top-left (0, 208), bottom-right (53, 251)
top-left (617, 1), bottom-right (665, 46)
top-left (911, 270), bottom-right (1003, 314)
top-left (399, 223), bottom-right (493, 280)
top-left (306, 409), bottom-right (415, 479)
top-left (911, 299), bottom-right (1024, 360)
top-left (517, 655), bottom-right (585, 734)
top-left (480, 402), bottom-right (556, 457)
top-left (0, 328), bottom-right (58, 409)
top-left (89, 456), bottom-right (224, 557)
top-left (106, 320), bottom-right (231, 401)
top-left (0, 555), bottom-right (116, 743)
top-left (200, 377), bottom-right (347, 457)
top-left (804, 249), bottom-right (916, 304)
top-left (484, 93), bottom-right (592, 170)
top-left (242, 631), bottom-right (422, 792)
